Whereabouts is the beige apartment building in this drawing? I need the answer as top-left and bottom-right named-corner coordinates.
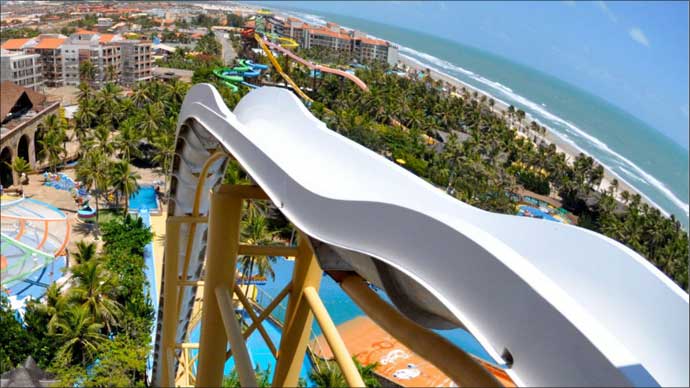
top-left (0, 49), bottom-right (44, 90)
top-left (1, 31), bottom-right (152, 87)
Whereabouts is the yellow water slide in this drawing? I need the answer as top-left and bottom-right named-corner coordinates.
top-left (254, 33), bottom-right (314, 103)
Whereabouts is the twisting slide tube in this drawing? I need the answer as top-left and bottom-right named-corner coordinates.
top-left (260, 35), bottom-right (369, 92)
top-left (152, 84), bottom-right (688, 387)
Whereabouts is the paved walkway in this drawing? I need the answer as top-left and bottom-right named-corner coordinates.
top-left (215, 30), bottom-right (237, 65)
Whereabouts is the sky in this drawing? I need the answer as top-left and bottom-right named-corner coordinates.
top-left (255, 1), bottom-right (689, 148)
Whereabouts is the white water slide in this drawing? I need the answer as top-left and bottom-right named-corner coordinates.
top-left (154, 84), bottom-right (688, 387)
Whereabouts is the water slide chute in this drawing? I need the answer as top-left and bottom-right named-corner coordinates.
top-left (258, 34), bottom-right (369, 92)
top-left (213, 59), bottom-right (268, 92)
top-left (152, 84), bottom-right (688, 387)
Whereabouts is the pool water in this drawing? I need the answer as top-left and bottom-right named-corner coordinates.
top-left (258, 259), bottom-right (494, 361)
top-left (129, 186), bottom-right (158, 211)
top-left (188, 258), bottom-right (495, 383)
top-left (517, 205), bottom-right (559, 222)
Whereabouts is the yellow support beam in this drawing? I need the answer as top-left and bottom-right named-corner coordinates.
top-left (255, 33), bottom-right (314, 103)
top-left (272, 233), bottom-right (323, 387)
top-left (166, 215), bottom-right (208, 224)
top-left (159, 219), bottom-right (181, 387)
top-left (216, 286), bottom-right (258, 387)
top-left (303, 286), bottom-right (365, 387)
top-left (234, 284), bottom-right (278, 357)
top-left (177, 151), bottom-right (227, 320)
top-left (339, 274), bottom-right (502, 388)
top-left (226, 281), bottom-right (292, 361)
top-left (195, 184), bottom-right (244, 387)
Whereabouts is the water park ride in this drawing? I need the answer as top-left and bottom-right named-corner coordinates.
top-left (0, 197), bottom-right (70, 289)
top-left (256, 33), bottom-right (370, 92)
top-left (213, 59), bottom-right (269, 93)
top-left (77, 204), bottom-right (97, 221)
top-left (152, 84), bottom-right (688, 387)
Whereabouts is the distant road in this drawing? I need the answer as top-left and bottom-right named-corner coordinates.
top-left (214, 30), bottom-right (237, 65)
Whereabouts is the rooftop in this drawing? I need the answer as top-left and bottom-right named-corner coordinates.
top-left (0, 38), bottom-right (32, 50)
top-left (32, 37), bottom-right (65, 50)
top-left (0, 81), bottom-right (55, 136)
top-left (308, 27), bottom-right (352, 40)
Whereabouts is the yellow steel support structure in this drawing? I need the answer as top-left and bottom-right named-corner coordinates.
top-left (160, 218), bottom-right (181, 387)
top-left (196, 185), bottom-right (245, 387)
top-left (339, 274), bottom-right (502, 388)
top-left (272, 234), bottom-right (325, 387)
top-left (304, 287), bottom-right (366, 387)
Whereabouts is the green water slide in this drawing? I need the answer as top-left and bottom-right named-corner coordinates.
top-left (212, 68), bottom-right (243, 93)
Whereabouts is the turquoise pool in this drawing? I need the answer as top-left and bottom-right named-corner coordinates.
top-left (129, 186), bottom-right (158, 211)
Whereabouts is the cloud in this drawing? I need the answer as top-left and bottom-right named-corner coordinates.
top-left (629, 27), bottom-right (650, 47)
top-left (595, 1), bottom-right (618, 23)
top-left (681, 104), bottom-right (689, 119)
top-left (563, 0), bottom-right (576, 7)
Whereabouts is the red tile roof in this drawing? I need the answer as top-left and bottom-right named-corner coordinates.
top-left (358, 37), bottom-right (388, 46)
top-left (308, 28), bottom-right (351, 40)
top-left (98, 34), bottom-right (115, 43)
top-left (75, 28), bottom-right (98, 34)
top-left (1, 38), bottom-right (31, 50)
top-left (33, 38), bottom-right (65, 49)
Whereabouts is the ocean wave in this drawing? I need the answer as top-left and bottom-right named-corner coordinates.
top-left (397, 45), bottom-right (689, 218)
top-left (618, 166), bottom-right (649, 185)
top-left (273, 8), bottom-right (688, 219)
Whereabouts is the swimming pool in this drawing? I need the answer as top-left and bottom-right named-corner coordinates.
top-left (129, 186), bottom-right (158, 212)
top-left (517, 205), bottom-right (559, 222)
top-left (258, 259), bottom-right (494, 362)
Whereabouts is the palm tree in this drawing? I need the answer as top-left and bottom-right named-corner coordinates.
top-left (109, 160), bottom-right (140, 214)
top-left (105, 64), bottom-right (118, 82)
top-left (151, 130), bottom-right (175, 186)
top-left (76, 149), bottom-right (110, 219)
top-left (92, 124), bottom-right (113, 156)
top-left (50, 304), bottom-right (107, 366)
top-left (32, 282), bottom-right (67, 331)
top-left (67, 259), bottom-right (122, 333)
top-left (79, 59), bottom-right (96, 84)
top-left (5, 157), bottom-right (31, 191)
top-left (73, 241), bottom-right (97, 264)
top-left (77, 81), bottom-right (92, 105)
top-left (38, 115), bottom-right (67, 172)
top-left (137, 102), bottom-right (164, 139)
top-left (115, 119), bottom-right (143, 161)
top-left (238, 208), bottom-right (277, 282)
top-left (131, 82), bottom-right (151, 108)
top-left (308, 358), bottom-right (380, 388)
top-left (73, 105), bottom-right (95, 145)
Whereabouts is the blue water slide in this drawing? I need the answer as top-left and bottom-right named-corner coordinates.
top-left (241, 81), bottom-right (259, 89)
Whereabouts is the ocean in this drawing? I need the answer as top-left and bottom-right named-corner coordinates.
top-left (268, 7), bottom-right (690, 228)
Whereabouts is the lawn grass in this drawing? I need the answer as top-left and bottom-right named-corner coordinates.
top-left (97, 208), bottom-right (123, 224)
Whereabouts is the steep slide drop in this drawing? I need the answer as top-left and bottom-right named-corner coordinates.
top-left (154, 84), bottom-right (688, 387)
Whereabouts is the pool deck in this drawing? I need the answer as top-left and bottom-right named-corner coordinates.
top-left (149, 210), bottom-right (167, 289)
top-left (311, 316), bottom-right (515, 387)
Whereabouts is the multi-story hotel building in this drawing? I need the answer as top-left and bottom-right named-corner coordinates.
top-left (264, 18), bottom-right (399, 65)
top-left (60, 30), bottom-right (123, 86)
top-left (1, 30), bottom-right (152, 87)
top-left (26, 37), bottom-right (66, 87)
top-left (119, 39), bottom-right (152, 85)
top-left (0, 49), bottom-right (44, 90)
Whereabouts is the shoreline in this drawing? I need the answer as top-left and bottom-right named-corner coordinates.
top-left (397, 55), bottom-right (652, 210)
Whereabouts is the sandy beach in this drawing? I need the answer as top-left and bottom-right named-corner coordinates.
top-left (398, 56), bottom-right (644, 206)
